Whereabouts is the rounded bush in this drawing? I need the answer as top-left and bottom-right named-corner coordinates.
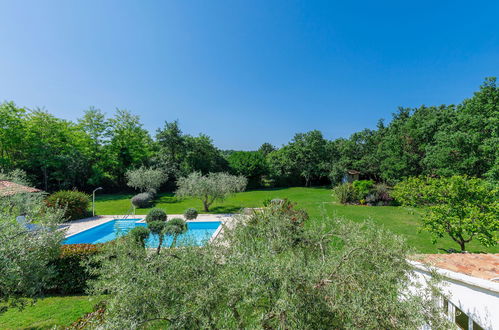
top-left (147, 220), bottom-right (166, 235)
top-left (129, 226), bottom-right (150, 247)
top-left (352, 180), bottom-right (374, 200)
top-left (45, 190), bottom-right (90, 221)
top-left (145, 208), bottom-right (167, 223)
top-left (131, 192), bottom-right (153, 208)
top-left (183, 208), bottom-right (198, 220)
top-left (165, 218), bottom-right (188, 236)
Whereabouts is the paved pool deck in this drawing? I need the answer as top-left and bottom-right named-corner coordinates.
top-left (63, 214), bottom-right (236, 238)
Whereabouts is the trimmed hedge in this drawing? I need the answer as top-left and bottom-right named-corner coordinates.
top-left (46, 190), bottom-right (90, 221)
top-left (131, 192), bottom-right (153, 208)
top-left (183, 208), bottom-right (198, 220)
top-left (50, 244), bottom-right (102, 294)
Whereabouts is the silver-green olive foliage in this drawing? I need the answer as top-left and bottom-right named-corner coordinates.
top-left (0, 171), bottom-right (64, 313)
top-left (90, 204), bottom-right (448, 329)
top-left (176, 172), bottom-right (247, 211)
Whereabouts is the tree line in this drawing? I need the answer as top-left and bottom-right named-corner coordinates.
top-left (0, 78), bottom-right (497, 192)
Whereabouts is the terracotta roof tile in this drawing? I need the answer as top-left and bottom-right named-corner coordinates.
top-left (0, 181), bottom-right (42, 197)
top-left (414, 253), bottom-right (499, 282)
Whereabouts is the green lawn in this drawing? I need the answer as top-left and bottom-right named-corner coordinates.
top-left (95, 187), bottom-right (498, 254)
top-left (0, 296), bottom-right (97, 329)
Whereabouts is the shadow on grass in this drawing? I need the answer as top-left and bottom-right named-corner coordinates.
top-left (96, 194), bottom-right (133, 202)
top-left (209, 205), bottom-right (244, 214)
top-left (244, 185), bottom-right (331, 192)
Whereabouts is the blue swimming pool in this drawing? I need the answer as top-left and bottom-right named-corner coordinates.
top-left (64, 219), bottom-right (221, 247)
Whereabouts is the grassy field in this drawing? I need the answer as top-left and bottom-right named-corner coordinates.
top-left (0, 296), bottom-right (97, 329)
top-left (95, 186), bottom-right (498, 254)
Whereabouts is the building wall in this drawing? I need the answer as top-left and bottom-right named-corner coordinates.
top-left (410, 261), bottom-right (499, 330)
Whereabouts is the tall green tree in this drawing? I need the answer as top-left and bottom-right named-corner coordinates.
top-left (287, 130), bottom-right (329, 186)
top-left (377, 105), bottom-right (450, 184)
top-left (183, 134), bottom-right (228, 174)
top-left (77, 107), bottom-right (111, 187)
top-left (23, 110), bottom-right (91, 191)
top-left (424, 78), bottom-right (499, 181)
top-left (0, 102), bottom-right (26, 170)
top-left (227, 151), bottom-right (268, 187)
top-left (107, 110), bottom-right (153, 187)
top-left (258, 142), bottom-right (276, 156)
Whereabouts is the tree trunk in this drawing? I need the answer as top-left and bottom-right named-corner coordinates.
top-left (43, 166), bottom-right (48, 191)
top-left (170, 235), bottom-right (178, 248)
top-left (203, 200), bottom-right (210, 212)
top-left (459, 240), bottom-right (466, 252)
top-left (156, 236), bottom-right (163, 255)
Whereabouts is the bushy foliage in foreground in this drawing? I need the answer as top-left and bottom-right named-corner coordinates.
top-left (393, 175), bottom-right (498, 251)
top-left (128, 227), bottom-right (150, 248)
top-left (89, 204), bottom-right (447, 329)
top-left (45, 190), bottom-right (90, 221)
top-left (0, 175), bottom-right (65, 313)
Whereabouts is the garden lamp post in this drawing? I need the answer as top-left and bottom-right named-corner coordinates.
top-left (92, 187), bottom-right (103, 217)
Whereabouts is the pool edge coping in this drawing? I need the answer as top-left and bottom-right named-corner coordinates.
top-left (64, 215), bottom-right (232, 241)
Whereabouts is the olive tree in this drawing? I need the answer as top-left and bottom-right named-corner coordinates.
top-left (90, 203), bottom-right (448, 329)
top-left (125, 167), bottom-right (167, 194)
top-left (393, 175), bottom-right (498, 251)
top-left (175, 172), bottom-right (247, 211)
top-left (0, 172), bottom-right (64, 313)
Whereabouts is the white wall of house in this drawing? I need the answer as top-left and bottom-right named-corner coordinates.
top-left (410, 261), bottom-right (499, 330)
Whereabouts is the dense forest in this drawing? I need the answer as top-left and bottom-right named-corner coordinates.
top-left (0, 78), bottom-right (497, 192)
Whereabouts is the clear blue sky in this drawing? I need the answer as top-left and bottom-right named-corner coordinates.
top-left (1, 1), bottom-right (498, 150)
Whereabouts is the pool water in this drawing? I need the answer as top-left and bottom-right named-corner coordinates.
top-left (64, 219), bottom-right (221, 247)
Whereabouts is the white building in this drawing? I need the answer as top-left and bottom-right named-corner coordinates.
top-left (411, 254), bottom-right (499, 330)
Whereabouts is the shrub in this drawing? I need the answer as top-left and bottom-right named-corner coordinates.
top-left (332, 183), bottom-right (355, 204)
top-left (365, 194), bottom-right (377, 205)
top-left (131, 192), bottom-right (153, 208)
top-left (165, 218), bottom-right (188, 248)
top-left (373, 183), bottom-right (393, 205)
top-left (45, 190), bottom-right (90, 221)
top-left (352, 180), bottom-right (374, 200)
top-left (184, 208), bottom-right (198, 220)
top-left (145, 208), bottom-right (167, 223)
top-left (50, 244), bottom-right (102, 294)
top-left (128, 227), bottom-right (151, 248)
top-left (262, 198), bottom-right (272, 207)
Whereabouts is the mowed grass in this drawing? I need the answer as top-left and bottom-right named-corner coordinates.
top-left (0, 296), bottom-right (97, 329)
top-left (95, 187), bottom-right (498, 254)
